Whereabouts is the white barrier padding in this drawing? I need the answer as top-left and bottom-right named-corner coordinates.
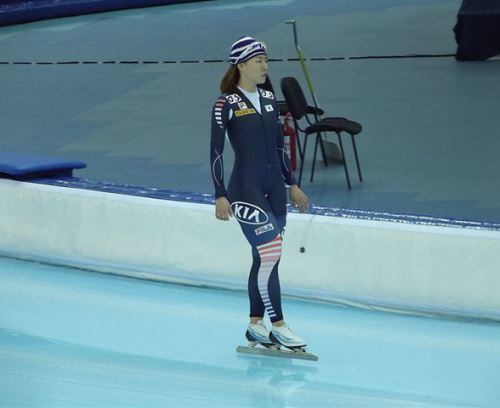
top-left (1, 179), bottom-right (499, 320)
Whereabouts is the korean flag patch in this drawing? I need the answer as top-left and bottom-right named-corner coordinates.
top-left (265, 104), bottom-right (274, 112)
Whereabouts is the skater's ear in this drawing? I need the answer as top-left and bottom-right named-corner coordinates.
top-left (236, 61), bottom-right (247, 75)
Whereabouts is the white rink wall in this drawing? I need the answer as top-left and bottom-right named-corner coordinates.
top-left (1, 179), bottom-right (499, 320)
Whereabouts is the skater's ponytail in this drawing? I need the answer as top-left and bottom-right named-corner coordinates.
top-left (220, 65), bottom-right (240, 94)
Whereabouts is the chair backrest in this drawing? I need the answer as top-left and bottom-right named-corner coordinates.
top-left (280, 77), bottom-right (308, 120)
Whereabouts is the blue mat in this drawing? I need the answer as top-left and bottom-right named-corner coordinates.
top-left (0, 152), bottom-right (86, 180)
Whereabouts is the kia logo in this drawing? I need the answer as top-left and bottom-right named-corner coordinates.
top-left (230, 202), bottom-right (268, 225)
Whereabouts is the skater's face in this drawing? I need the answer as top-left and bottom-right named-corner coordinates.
top-left (238, 55), bottom-right (268, 86)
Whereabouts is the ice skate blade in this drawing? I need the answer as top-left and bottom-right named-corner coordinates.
top-left (248, 341), bottom-right (281, 350)
top-left (236, 345), bottom-right (318, 361)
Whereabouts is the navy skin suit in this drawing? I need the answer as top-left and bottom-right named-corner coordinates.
top-left (210, 88), bottom-right (296, 323)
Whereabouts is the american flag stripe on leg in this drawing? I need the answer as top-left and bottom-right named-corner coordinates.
top-left (256, 235), bottom-right (282, 321)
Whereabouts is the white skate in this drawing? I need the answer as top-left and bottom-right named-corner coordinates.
top-left (245, 320), bottom-right (276, 348)
top-left (237, 322), bottom-right (318, 361)
top-left (270, 323), bottom-right (306, 350)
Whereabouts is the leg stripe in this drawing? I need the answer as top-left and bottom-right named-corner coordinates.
top-left (256, 235), bottom-right (282, 320)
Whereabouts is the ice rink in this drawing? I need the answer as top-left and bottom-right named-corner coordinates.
top-left (2, 1), bottom-right (500, 406)
top-left (1, 256), bottom-right (499, 407)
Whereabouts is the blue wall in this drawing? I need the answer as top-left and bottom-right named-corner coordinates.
top-left (0, 0), bottom-right (210, 27)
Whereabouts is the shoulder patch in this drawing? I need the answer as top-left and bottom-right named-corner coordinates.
top-left (259, 90), bottom-right (274, 100)
top-left (215, 97), bottom-right (228, 107)
top-left (214, 97), bottom-right (229, 129)
top-left (226, 94), bottom-right (242, 104)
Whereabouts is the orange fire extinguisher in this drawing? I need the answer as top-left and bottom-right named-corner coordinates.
top-left (282, 113), bottom-right (297, 171)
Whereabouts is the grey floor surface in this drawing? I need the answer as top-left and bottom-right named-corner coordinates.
top-left (1, 0), bottom-right (499, 223)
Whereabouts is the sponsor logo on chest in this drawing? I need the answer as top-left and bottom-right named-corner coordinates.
top-left (260, 90), bottom-right (274, 99)
top-left (235, 108), bottom-right (257, 117)
top-left (231, 202), bottom-right (268, 225)
top-left (226, 94), bottom-right (242, 104)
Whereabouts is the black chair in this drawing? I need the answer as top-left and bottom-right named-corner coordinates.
top-left (262, 76), bottom-right (329, 165)
top-left (280, 77), bottom-right (363, 189)
top-left (276, 100), bottom-right (330, 165)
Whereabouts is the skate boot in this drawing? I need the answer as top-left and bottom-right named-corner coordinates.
top-left (245, 320), bottom-right (276, 348)
top-left (270, 323), bottom-right (306, 350)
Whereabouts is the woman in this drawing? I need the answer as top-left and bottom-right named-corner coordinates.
top-left (210, 36), bottom-right (309, 349)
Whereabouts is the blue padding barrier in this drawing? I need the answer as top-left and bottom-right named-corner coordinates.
top-left (0, 152), bottom-right (86, 180)
top-left (33, 176), bottom-right (500, 231)
top-left (0, 0), bottom-right (210, 27)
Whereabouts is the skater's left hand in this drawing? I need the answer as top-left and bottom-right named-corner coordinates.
top-left (289, 185), bottom-right (309, 213)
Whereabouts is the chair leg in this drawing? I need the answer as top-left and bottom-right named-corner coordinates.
top-left (337, 132), bottom-right (351, 190)
top-left (310, 134), bottom-right (320, 182)
top-left (296, 133), bottom-right (303, 161)
top-left (351, 134), bottom-right (363, 182)
top-left (293, 119), bottom-right (303, 161)
top-left (318, 133), bottom-right (328, 167)
top-left (298, 134), bottom-right (308, 187)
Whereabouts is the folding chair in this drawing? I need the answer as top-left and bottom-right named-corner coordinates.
top-left (280, 77), bottom-right (363, 189)
top-left (263, 76), bottom-right (329, 165)
top-left (276, 101), bottom-right (329, 166)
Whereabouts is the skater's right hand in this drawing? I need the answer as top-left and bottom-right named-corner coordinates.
top-left (290, 185), bottom-right (309, 213)
top-left (215, 197), bottom-right (233, 221)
